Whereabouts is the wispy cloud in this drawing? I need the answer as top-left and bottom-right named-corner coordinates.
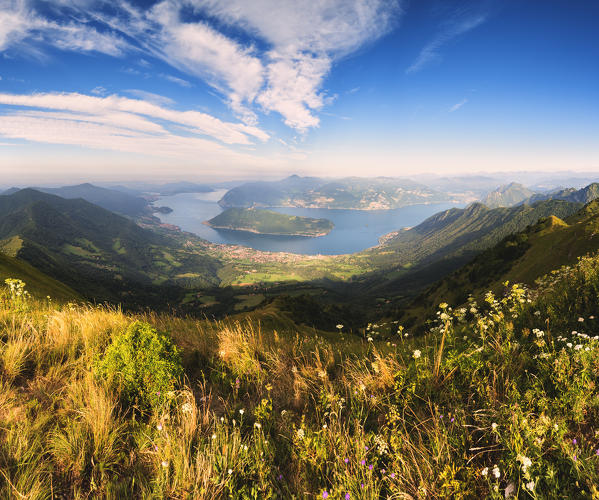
top-left (0, 0), bottom-right (127, 57)
top-left (449, 98), bottom-right (468, 112)
top-left (0, 0), bottom-right (401, 132)
top-left (0, 91), bottom-right (269, 147)
top-left (196, 0), bottom-right (400, 130)
top-left (407, 8), bottom-right (488, 74)
top-left (123, 90), bottom-right (175, 107)
top-left (161, 74), bottom-right (192, 88)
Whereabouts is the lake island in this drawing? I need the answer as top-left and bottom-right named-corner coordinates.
top-left (204, 207), bottom-right (334, 237)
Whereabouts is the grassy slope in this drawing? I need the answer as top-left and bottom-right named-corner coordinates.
top-left (0, 252), bottom-right (79, 301)
top-left (3, 242), bottom-right (599, 497)
top-left (399, 200), bottom-right (599, 329)
top-left (206, 207), bottom-right (334, 236)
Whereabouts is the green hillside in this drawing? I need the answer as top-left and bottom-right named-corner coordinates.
top-left (206, 207), bottom-right (334, 237)
top-left (0, 189), bottom-right (221, 306)
top-left (0, 252), bottom-right (79, 301)
top-left (7, 183), bottom-right (153, 217)
top-left (399, 199), bottom-right (599, 329)
top-left (358, 199), bottom-right (582, 296)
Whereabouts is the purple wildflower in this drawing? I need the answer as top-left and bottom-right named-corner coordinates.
top-left (368, 464), bottom-right (373, 470)
top-left (573, 438), bottom-right (577, 445)
top-left (360, 459), bottom-right (366, 465)
top-left (345, 494), bottom-right (351, 500)
top-left (390, 473), bottom-right (396, 479)
top-left (322, 491), bottom-right (329, 499)
top-left (344, 458), bottom-right (349, 464)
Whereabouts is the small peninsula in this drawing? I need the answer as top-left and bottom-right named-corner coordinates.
top-left (204, 208), bottom-right (334, 237)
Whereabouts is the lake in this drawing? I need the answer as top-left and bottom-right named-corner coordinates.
top-left (155, 190), bottom-right (462, 255)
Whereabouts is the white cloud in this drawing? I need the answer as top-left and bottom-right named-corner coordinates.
top-left (0, 0), bottom-right (400, 132)
top-left (0, 0), bottom-right (127, 56)
top-left (161, 74), bottom-right (192, 88)
top-left (124, 89), bottom-right (175, 107)
top-left (407, 13), bottom-right (487, 74)
top-left (146, 2), bottom-right (265, 125)
top-left (257, 51), bottom-right (330, 130)
top-left (0, 113), bottom-right (237, 159)
top-left (192, 0), bottom-right (399, 129)
top-left (449, 98), bottom-right (468, 112)
top-left (0, 92), bottom-right (269, 144)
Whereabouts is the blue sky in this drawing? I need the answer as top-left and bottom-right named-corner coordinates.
top-left (0, 0), bottom-right (597, 182)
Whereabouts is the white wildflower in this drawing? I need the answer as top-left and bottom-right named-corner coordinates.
top-left (492, 465), bottom-right (500, 479)
top-left (481, 467), bottom-right (489, 476)
top-left (413, 349), bottom-right (421, 359)
top-left (518, 454), bottom-right (532, 473)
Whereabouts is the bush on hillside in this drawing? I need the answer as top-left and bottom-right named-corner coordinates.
top-left (94, 321), bottom-right (183, 410)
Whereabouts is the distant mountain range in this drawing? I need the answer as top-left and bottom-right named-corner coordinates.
top-left (218, 175), bottom-right (474, 210)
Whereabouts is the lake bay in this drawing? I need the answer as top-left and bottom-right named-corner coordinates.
top-left (156, 190), bottom-right (462, 255)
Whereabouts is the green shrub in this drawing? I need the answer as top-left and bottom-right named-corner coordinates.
top-left (94, 321), bottom-right (183, 410)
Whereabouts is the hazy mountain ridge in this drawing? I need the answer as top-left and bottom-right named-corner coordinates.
top-left (3, 183), bottom-right (152, 218)
top-left (218, 175), bottom-right (470, 210)
top-left (523, 182), bottom-right (599, 205)
top-left (481, 182), bottom-right (536, 207)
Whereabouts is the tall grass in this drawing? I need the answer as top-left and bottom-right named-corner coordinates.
top-left (2, 254), bottom-right (599, 498)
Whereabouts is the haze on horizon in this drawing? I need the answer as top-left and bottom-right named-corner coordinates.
top-left (0, 0), bottom-right (598, 183)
